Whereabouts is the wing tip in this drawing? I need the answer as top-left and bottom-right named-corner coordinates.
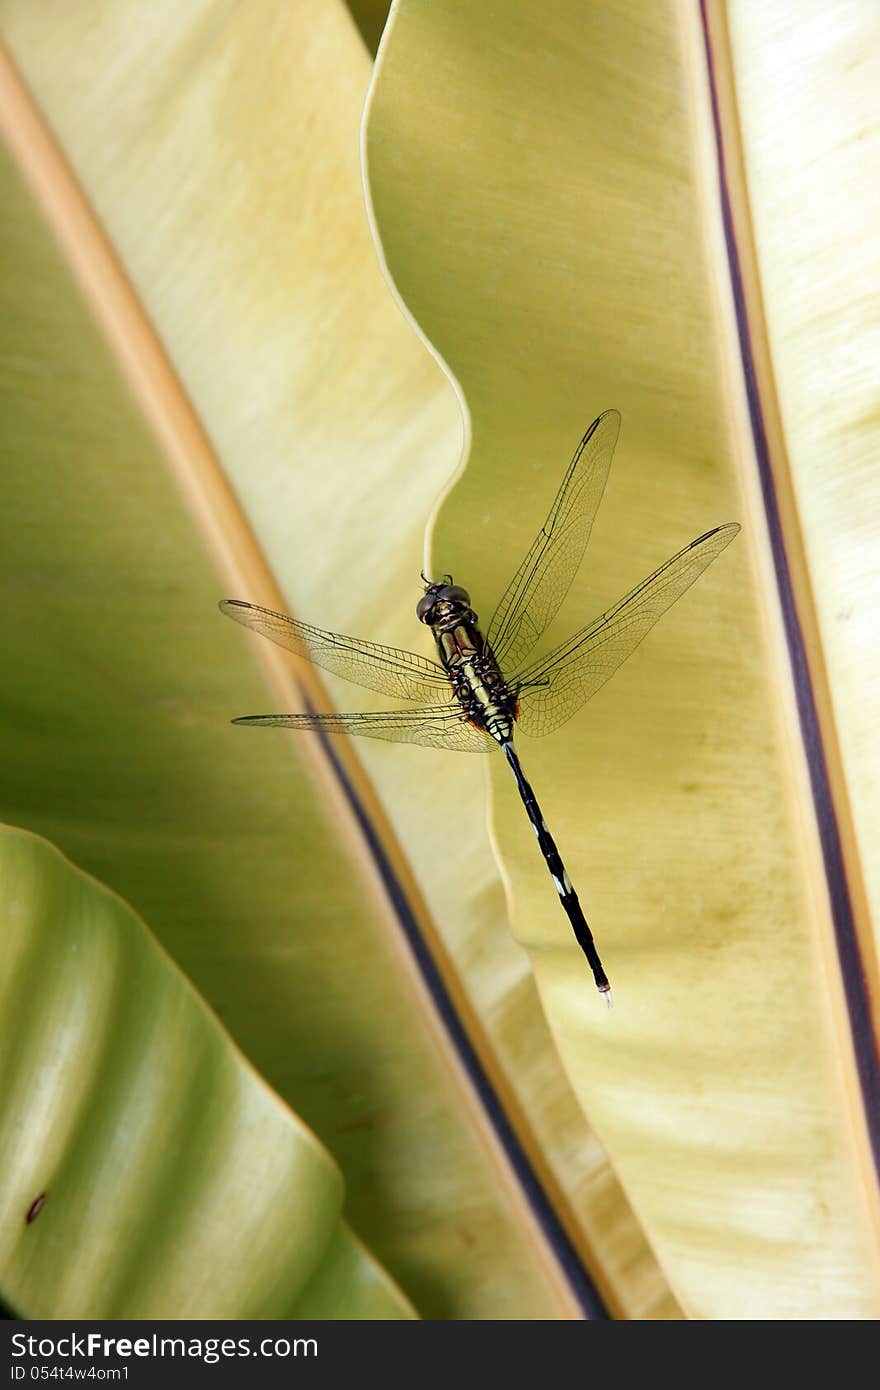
top-left (693, 521), bottom-right (741, 548)
top-left (584, 406), bottom-right (621, 444)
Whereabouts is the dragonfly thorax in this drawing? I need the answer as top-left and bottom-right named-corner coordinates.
top-left (429, 605), bottom-right (517, 746)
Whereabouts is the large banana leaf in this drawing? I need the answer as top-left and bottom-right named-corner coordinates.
top-left (1, 0), bottom-right (877, 1319)
top-left (363, 0), bottom-right (880, 1317)
top-left (725, 0), bottom-right (880, 969)
top-left (0, 825), bottom-right (412, 1319)
top-left (0, 5), bottom-right (621, 1320)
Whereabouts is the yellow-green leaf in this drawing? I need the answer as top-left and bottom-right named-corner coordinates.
top-left (0, 824), bottom-right (412, 1319)
top-left (6, 0), bottom-right (874, 1320)
top-left (0, 11), bottom-right (593, 1320)
top-left (364, 0), bottom-right (880, 1317)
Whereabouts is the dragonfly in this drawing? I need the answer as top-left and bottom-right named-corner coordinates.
top-left (221, 410), bottom-right (739, 1003)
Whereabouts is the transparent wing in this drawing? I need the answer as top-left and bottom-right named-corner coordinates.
top-left (486, 410), bottom-right (620, 674)
top-left (220, 599), bottom-right (448, 702)
top-left (231, 706), bottom-right (494, 753)
top-left (514, 524), bottom-right (740, 738)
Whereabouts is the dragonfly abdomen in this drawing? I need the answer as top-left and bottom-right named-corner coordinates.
top-left (502, 742), bottom-right (611, 999)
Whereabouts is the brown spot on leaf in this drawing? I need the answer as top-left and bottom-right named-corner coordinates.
top-left (25, 1193), bottom-right (47, 1224)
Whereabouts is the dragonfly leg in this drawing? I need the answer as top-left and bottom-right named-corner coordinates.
top-left (502, 743), bottom-right (611, 999)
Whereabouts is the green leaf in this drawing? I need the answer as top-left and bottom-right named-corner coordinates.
top-left (0, 824), bottom-right (412, 1319)
top-left (8, 0), bottom-right (874, 1321)
top-left (364, 0), bottom-right (880, 1318)
top-left (0, 6), bottom-right (606, 1320)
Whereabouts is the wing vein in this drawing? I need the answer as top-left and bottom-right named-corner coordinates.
top-left (514, 524), bottom-right (740, 737)
top-left (486, 411), bottom-right (620, 672)
top-left (220, 599), bottom-right (448, 702)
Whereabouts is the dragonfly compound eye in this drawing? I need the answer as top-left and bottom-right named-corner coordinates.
top-left (416, 593), bottom-right (437, 623)
top-left (438, 585), bottom-right (471, 607)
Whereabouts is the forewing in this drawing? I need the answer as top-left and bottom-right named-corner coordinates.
top-left (486, 410), bottom-right (620, 673)
top-left (220, 599), bottom-right (448, 702)
top-left (231, 706), bottom-right (493, 753)
top-left (515, 524), bottom-right (740, 737)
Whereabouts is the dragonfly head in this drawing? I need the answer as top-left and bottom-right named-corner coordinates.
top-left (417, 577), bottom-right (473, 626)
